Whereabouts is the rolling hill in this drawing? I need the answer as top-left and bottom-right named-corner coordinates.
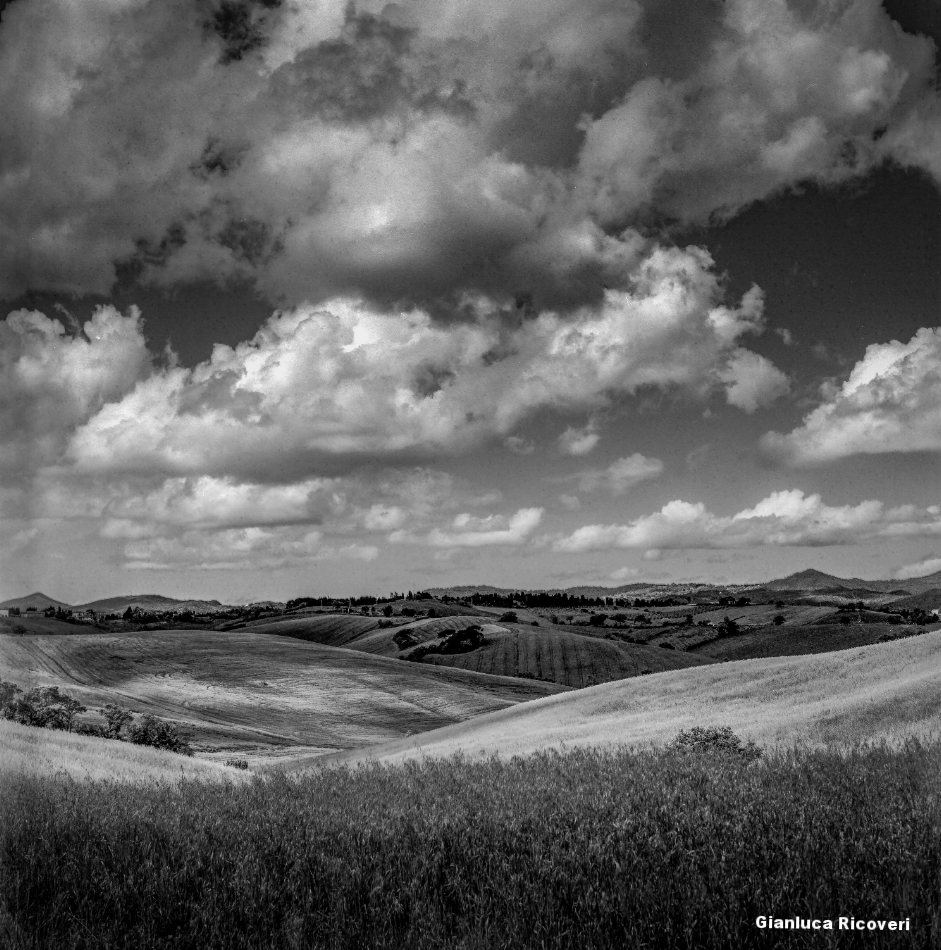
top-left (0, 629), bottom-right (564, 762)
top-left (318, 629), bottom-right (941, 767)
top-left (242, 612), bottom-right (711, 687)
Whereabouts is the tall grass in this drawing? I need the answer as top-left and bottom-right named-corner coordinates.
top-left (2, 742), bottom-right (940, 948)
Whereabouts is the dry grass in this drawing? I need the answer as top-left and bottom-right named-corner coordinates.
top-left (325, 629), bottom-right (941, 765)
top-left (0, 630), bottom-right (564, 760)
top-left (0, 719), bottom-right (236, 783)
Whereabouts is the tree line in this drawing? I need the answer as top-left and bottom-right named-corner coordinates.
top-left (1, 679), bottom-right (193, 755)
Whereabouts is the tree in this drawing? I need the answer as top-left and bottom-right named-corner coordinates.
top-left (5, 686), bottom-right (86, 731)
top-left (772, 615), bottom-right (785, 626)
top-left (382, 604), bottom-right (393, 617)
top-left (102, 703), bottom-right (134, 740)
top-left (499, 611), bottom-right (518, 623)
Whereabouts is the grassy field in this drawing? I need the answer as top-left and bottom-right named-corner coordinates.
top-left (0, 616), bottom-right (95, 636)
top-left (694, 622), bottom-right (933, 662)
top-left (3, 743), bottom-right (940, 949)
top-left (0, 630), bottom-right (563, 761)
top-left (324, 630), bottom-right (941, 765)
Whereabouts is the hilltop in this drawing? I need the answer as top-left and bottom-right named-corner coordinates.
top-left (75, 594), bottom-right (226, 614)
top-left (0, 592), bottom-right (70, 611)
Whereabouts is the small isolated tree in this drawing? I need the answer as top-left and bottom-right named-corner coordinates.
top-left (102, 703), bottom-right (134, 740)
top-left (382, 604), bottom-right (393, 617)
top-left (772, 614), bottom-right (785, 626)
top-left (671, 726), bottom-right (762, 762)
top-left (499, 611), bottom-right (518, 623)
top-left (588, 613), bottom-right (608, 627)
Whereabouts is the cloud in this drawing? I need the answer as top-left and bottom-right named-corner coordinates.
top-left (610, 566), bottom-right (639, 581)
top-left (1, 0), bottom-right (938, 307)
top-left (0, 306), bottom-right (151, 475)
top-left (762, 327), bottom-right (941, 465)
top-left (553, 489), bottom-right (941, 553)
top-left (896, 555), bottom-right (941, 580)
top-left (0, 243), bottom-right (778, 479)
top-left (392, 506), bottom-right (544, 548)
top-left (558, 423), bottom-right (600, 456)
top-left (559, 494), bottom-right (581, 511)
top-left (718, 348), bottom-right (790, 413)
top-left (569, 453), bottom-right (664, 495)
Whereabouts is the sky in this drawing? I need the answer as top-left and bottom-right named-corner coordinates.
top-left (1, 0), bottom-right (941, 602)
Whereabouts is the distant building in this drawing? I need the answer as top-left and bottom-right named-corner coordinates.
top-left (0, 608), bottom-right (9, 617)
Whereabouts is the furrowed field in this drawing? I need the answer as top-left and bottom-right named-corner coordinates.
top-left (3, 743), bottom-right (941, 949)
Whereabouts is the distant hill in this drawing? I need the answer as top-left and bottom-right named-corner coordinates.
top-left (887, 589), bottom-right (941, 612)
top-left (74, 594), bottom-right (225, 614)
top-left (0, 592), bottom-right (70, 611)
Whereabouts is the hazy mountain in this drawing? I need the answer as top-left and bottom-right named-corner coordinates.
top-left (0, 592), bottom-right (71, 611)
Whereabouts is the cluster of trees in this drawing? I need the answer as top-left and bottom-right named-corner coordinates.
top-left (1, 680), bottom-right (193, 755)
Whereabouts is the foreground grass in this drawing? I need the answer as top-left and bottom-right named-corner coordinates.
top-left (2, 744), bottom-right (940, 949)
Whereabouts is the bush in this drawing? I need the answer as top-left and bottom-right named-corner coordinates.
top-left (128, 715), bottom-right (194, 756)
top-left (224, 759), bottom-right (249, 770)
top-left (670, 726), bottom-right (762, 762)
top-left (588, 614), bottom-right (608, 627)
top-left (499, 611), bottom-right (518, 623)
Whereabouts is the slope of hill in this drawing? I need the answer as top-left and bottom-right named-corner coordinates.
top-left (238, 614), bottom-right (381, 648)
top-left (0, 592), bottom-right (70, 611)
top-left (887, 589), bottom-right (941, 612)
top-left (692, 623), bottom-right (936, 662)
top-left (320, 630), bottom-right (941, 767)
top-left (0, 630), bottom-right (564, 760)
top-left (0, 719), bottom-right (238, 783)
top-left (1, 615), bottom-right (92, 636)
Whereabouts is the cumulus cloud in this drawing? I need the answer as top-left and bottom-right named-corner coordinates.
top-left (391, 506), bottom-right (544, 548)
top-left (558, 423), bottom-right (600, 456)
top-left (0, 244), bottom-right (779, 479)
top-left (762, 327), bottom-right (941, 465)
top-left (568, 453), bottom-right (665, 495)
top-left (718, 348), bottom-right (790, 413)
top-left (1, 0), bottom-right (938, 307)
top-left (0, 306), bottom-right (151, 474)
top-left (896, 555), bottom-right (941, 580)
top-left (553, 489), bottom-right (941, 553)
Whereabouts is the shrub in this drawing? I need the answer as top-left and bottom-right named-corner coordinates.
top-left (499, 611), bottom-right (518, 623)
top-left (128, 715), bottom-right (194, 756)
top-left (400, 607), bottom-right (416, 617)
top-left (224, 759), bottom-right (249, 770)
top-left (772, 615), bottom-right (785, 626)
top-left (588, 614), bottom-right (608, 627)
top-left (382, 604), bottom-right (393, 617)
top-left (670, 726), bottom-right (762, 762)
top-left (3, 685), bottom-right (86, 732)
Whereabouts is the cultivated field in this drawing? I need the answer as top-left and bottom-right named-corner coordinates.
top-left (0, 630), bottom-right (563, 762)
top-left (323, 630), bottom-right (941, 766)
top-left (419, 624), bottom-right (709, 687)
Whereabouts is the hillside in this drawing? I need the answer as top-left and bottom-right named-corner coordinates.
top-left (0, 719), bottom-right (238, 783)
top-left (0, 592), bottom-right (70, 611)
top-left (320, 630), bottom-right (941, 767)
top-left (0, 629), bottom-right (564, 762)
